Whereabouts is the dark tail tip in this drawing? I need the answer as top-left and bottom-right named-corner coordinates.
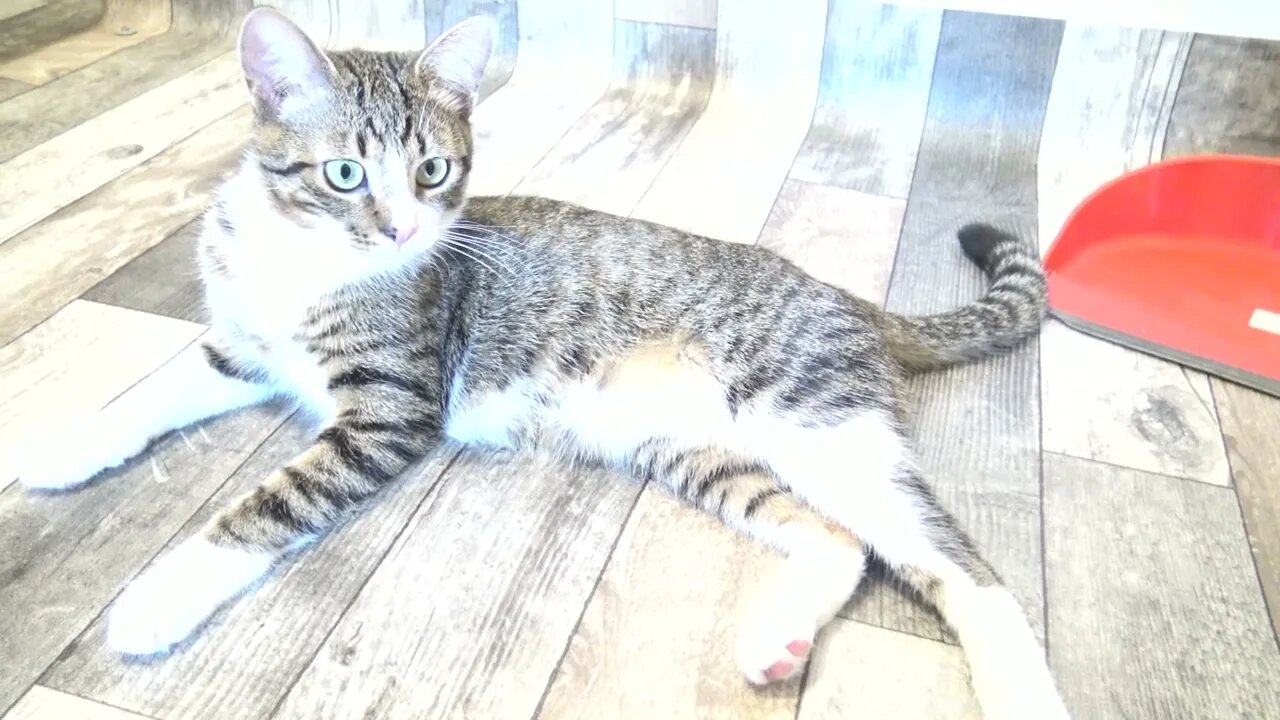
top-left (956, 223), bottom-right (1018, 268)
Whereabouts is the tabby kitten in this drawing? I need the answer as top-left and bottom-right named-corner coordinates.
top-left (19, 8), bottom-right (1069, 719)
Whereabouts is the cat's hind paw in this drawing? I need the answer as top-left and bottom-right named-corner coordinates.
top-left (107, 538), bottom-right (273, 656)
top-left (736, 610), bottom-right (817, 685)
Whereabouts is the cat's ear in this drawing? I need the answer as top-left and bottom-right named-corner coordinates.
top-left (413, 15), bottom-right (496, 111)
top-left (237, 7), bottom-right (335, 121)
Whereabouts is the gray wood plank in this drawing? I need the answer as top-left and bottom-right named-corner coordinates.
top-left (0, 27), bottom-right (231, 162)
top-left (1163, 34), bottom-right (1280, 158)
top-left (0, 382), bottom-right (290, 714)
top-left (3, 686), bottom-right (158, 720)
top-left (789, 2), bottom-right (942, 197)
top-left (82, 220), bottom-right (207, 324)
top-left (424, 0), bottom-right (520, 100)
top-left (878, 10), bottom-right (1062, 643)
top-left (0, 0), bottom-right (100, 63)
top-left (1043, 452), bottom-right (1280, 718)
top-left (614, 0), bottom-right (716, 29)
top-left (0, 77), bottom-right (31, 102)
top-left (0, 106), bottom-right (250, 347)
top-left (1214, 380), bottom-right (1280, 636)
top-left (43, 422), bottom-right (459, 720)
top-left (268, 451), bottom-right (642, 720)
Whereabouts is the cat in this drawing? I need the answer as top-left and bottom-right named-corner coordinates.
top-left (17, 8), bottom-right (1070, 719)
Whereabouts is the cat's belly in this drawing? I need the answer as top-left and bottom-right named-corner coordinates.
top-left (444, 340), bottom-right (738, 464)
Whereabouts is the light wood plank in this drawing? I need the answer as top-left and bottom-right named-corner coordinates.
top-left (0, 77), bottom-right (31, 101)
top-left (0, 106), bottom-right (251, 347)
top-left (1040, 322), bottom-right (1229, 484)
top-left (0, 1), bottom-right (171, 86)
top-left (615, 0), bottom-right (717, 30)
top-left (0, 1), bottom-right (46, 24)
top-left (268, 451), bottom-right (641, 720)
top-left (0, 27), bottom-right (230, 162)
top-left (0, 0), bottom-right (101, 63)
top-left (43, 424), bottom-right (459, 720)
top-left (881, 10), bottom-right (1063, 644)
top-left (757, 179), bottom-right (903, 305)
top-left (0, 301), bottom-right (203, 490)
top-left (538, 489), bottom-right (797, 720)
top-left (790, 2), bottom-right (942, 197)
top-left (81, 220), bottom-right (207, 325)
top-left (1164, 34), bottom-right (1280, 157)
top-left (632, 0), bottom-right (828, 244)
top-left (0, 342), bottom-right (291, 713)
top-left (3, 686), bottom-right (156, 720)
top-left (1044, 452), bottom-right (1280, 718)
top-left (516, 20), bottom-right (715, 216)
top-left (0, 52), bottom-right (243, 245)
top-left (1214, 379), bottom-right (1280, 634)
top-left (797, 620), bottom-right (981, 719)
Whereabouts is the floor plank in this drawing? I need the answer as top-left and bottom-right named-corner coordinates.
top-left (0, 106), bottom-right (251, 347)
top-left (1213, 380), bottom-right (1280, 634)
top-left (423, 0), bottom-right (519, 99)
top-left (796, 620), bottom-right (981, 719)
top-left (82, 220), bottom-right (207, 324)
top-left (537, 489), bottom-right (798, 720)
top-left (43, 423), bottom-right (458, 720)
top-left (0, 0), bottom-right (100, 64)
top-left (0, 0), bottom-right (171, 86)
top-left (516, 20), bottom-right (715, 216)
top-left (3, 686), bottom-right (156, 720)
top-left (0, 77), bottom-right (31, 101)
top-left (614, 0), bottom-right (717, 29)
top-left (0, 1), bottom-right (47, 25)
top-left (268, 451), bottom-right (640, 720)
top-left (0, 339), bottom-right (291, 713)
top-left (1163, 34), bottom-right (1280, 158)
top-left (0, 301), bottom-right (203, 490)
top-left (789, 2), bottom-right (942, 198)
top-left (0, 52), bottom-right (243, 245)
top-left (0, 27), bottom-right (230, 162)
top-left (1043, 452), bottom-right (1280, 718)
top-left (631, 0), bottom-right (828, 243)
top-left (881, 10), bottom-right (1063, 643)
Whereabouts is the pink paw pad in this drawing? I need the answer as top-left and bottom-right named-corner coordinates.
top-left (764, 660), bottom-right (795, 681)
top-left (786, 639), bottom-right (812, 657)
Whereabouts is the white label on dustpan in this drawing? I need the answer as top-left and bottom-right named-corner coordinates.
top-left (1249, 308), bottom-right (1280, 336)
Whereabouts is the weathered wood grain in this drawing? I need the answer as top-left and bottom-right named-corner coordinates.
top-left (790, 2), bottom-right (942, 198)
top-left (0, 52), bottom-right (243, 245)
top-left (0, 301), bottom-right (204, 491)
top-left (82, 220), bottom-right (207, 324)
top-left (614, 0), bottom-right (717, 30)
top-left (0, 77), bottom-right (31, 101)
top-left (0, 0), bottom-right (101, 63)
top-left (1044, 452), bottom-right (1280, 718)
top-left (1214, 379), bottom-right (1280, 635)
top-left (44, 423), bottom-right (460, 720)
top-left (516, 20), bottom-right (715, 216)
top-left (538, 488), bottom-right (797, 720)
top-left (797, 620), bottom-right (981, 719)
top-left (269, 451), bottom-right (641, 720)
top-left (0, 106), bottom-right (251, 347)
top-left (0, 1), bottom-right (47, 24)
top-left (0, 341), bottom-right (291, 713)
top-left (3, 686), bottom-right (157, 720)
top-left (0, 0), bottom-right (171, 86)
top-left (882, 10), bottom-right (1063, 643)
top-left (757, 179), bottom-right (903, 305)
top-left (1164, 34), bottom-right (1280, 157)
top-left (0, 27), bottom-right (231, 162)
top-left (632, 0), bottom-right (827, 243)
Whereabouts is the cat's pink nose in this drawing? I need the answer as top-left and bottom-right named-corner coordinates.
top-left (392, 222), bottom-right (419, 247)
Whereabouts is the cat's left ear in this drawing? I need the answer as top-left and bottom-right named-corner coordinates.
top-left (413, 15), bottom-right (496, 112)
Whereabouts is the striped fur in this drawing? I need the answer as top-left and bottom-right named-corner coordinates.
top-left (22, 9), bottom-right (1068, 719)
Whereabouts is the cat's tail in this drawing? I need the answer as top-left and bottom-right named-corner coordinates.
top-left (877, 223), bottom-right (1047, 372)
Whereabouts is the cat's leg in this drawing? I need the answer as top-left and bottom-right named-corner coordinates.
top-left (757, 409), bottom-right (1071, 720)
top-left (17, 339), bottom-right (278, 491)
top-left (633, 443), bottom-right (868, 685)
top-left (105, 367), bottom-right (442, 655)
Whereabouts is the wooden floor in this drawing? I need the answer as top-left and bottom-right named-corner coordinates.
top-left (2, 1), bottom-right (1280, 719)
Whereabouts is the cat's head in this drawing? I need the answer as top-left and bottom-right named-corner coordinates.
top-left (234, 8), bottom-right (493, 266)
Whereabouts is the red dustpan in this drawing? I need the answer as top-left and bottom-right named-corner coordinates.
top-left (1044, 154), bottom-right (1280, 398)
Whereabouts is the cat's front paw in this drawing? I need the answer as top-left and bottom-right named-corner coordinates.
top-left (14, 418), bottom-right (143, 491)
top-left (107, 538), bottom-right (274, 656)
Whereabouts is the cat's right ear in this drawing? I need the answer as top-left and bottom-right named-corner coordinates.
top-left (237, 7), bottom-right (335, 121)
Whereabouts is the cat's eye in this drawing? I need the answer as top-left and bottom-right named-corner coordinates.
top-left (415, 157), bottom-right (450, 189)
top-left (323, 159), bottom-right (365, 191)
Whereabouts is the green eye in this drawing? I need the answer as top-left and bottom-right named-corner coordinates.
top-left (415, 157), bottom-right (450, 188)
top-left (323, 159), bottom-right (365, 191)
